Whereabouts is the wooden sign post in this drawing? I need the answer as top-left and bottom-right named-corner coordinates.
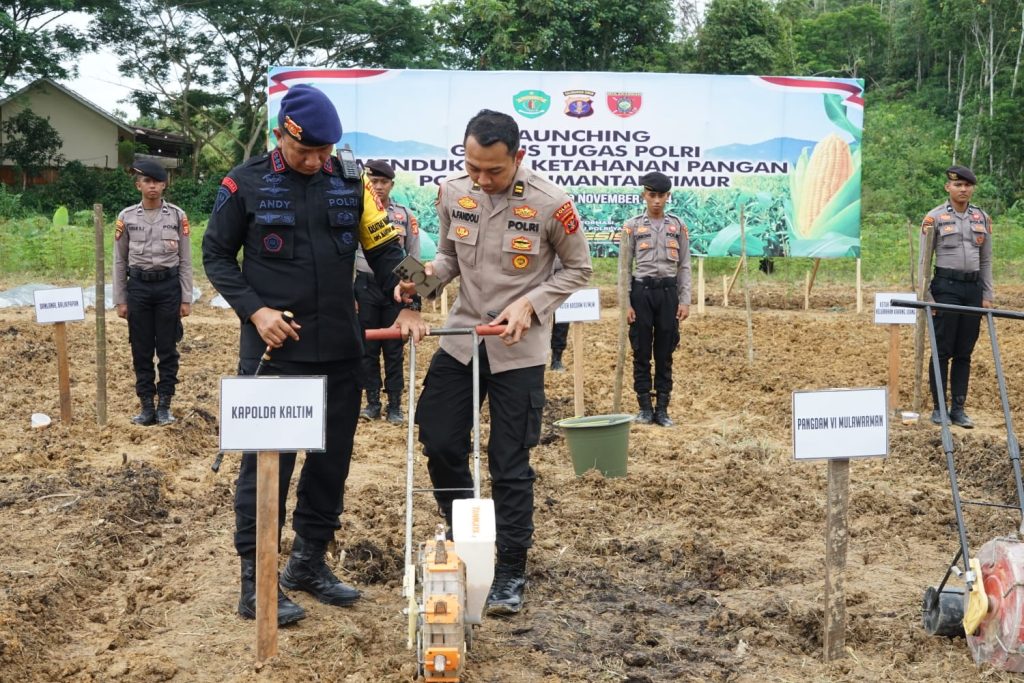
top-left (873, 293), bottom-right (918, 415)
top-left (793, 387), bottom-right (889, 663)
top-left (696, 257), bottom-right (705, 315)
top-left (219, 376), bottom-right (327, 664)
top-left (33, 287), bottom-right (86, 423)
top-left (93, 203), bottom-right (108, 426)
top-left (555, 288), bottom-right (601, 417)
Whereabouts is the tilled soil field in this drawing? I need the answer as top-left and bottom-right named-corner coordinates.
top-left (3, 280), bottom-right (1024, 682)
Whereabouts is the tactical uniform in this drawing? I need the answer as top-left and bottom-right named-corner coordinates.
top-left (619, 208), bottom-right (691, 426)
top-left (920, 166), bottom-right (993, 427)
top-left (355, 200), bottom-right (420, 421)
top-left (415, 163), bottom-right (591, 612)
top-left (113, 184), bottom-right (193, 426)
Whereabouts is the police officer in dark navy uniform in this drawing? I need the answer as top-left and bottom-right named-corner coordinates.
top-left (919, 164), bottom-right (993, 428)
top-left (619, 171), bottom-right (691, 427)
top-left (202, 85), bottom-right (427, 626)
top-left (113, 159), bottom-right (193, 426)
top-left (356, 159), bottom-right (421, 424)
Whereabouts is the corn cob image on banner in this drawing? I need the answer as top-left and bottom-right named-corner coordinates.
top-left (268, 69), bottom-right (863, 259)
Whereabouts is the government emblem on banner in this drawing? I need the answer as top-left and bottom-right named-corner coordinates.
top-left (512, 90), bottom-right (551, 119)
top-left (607, 92), bottom-right (642, 118)
top-left (563, 90), bottom-right (596, 118)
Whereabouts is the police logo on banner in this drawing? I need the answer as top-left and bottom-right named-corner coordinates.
top-left (563, 90), bottom-right (595, 118)
top-left (512, 90), bottom-right (551, 119)
top-left (607, 92), bottom-right (642, 118)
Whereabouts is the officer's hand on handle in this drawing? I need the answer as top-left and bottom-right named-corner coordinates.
top-left (627, 307), bottom-right (636, 324)
top-left (116, 303), bottom-right (128, 320)
top-left (393, 308), bottom-right (429, 343)
top-left (492, 296), bottom-right (534, 345)
top-left (251, 307), bottom-right (301, 348)
top-left (677, 304), bottom-right (689, 321)
top-left (180, 303), bottom-right (191, 318)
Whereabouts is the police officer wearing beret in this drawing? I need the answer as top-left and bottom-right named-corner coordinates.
top-left (919, 165), bottom-right (993, 428)
top-left (619, 171), bottom-right (691, 427)
top-left (416, 109), bottom-right (592, 615)
top-left (113, 159), bottom-right (193, 426)
top-left (356, 159), bottom-right (421, 424)
top-left (202, 84), bottom-right (427, 625)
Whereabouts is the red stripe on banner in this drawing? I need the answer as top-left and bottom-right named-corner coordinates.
top-left (269, 69), bottom-right (389, 95)
top-left (759, 76), bottom-right (864, 107)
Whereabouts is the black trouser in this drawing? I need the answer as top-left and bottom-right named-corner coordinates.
top-left (550, 322), bottom-right (569, 352)
top-left (233, 356), bottom-right (362, 557)
top-left (929, 275), bottom-right (983, 406)
top-left (126, 275), bottom-right (182, 398)
top-left (355, 271), bottom-right (404, 396)
top-left (416, 346), bottom-right (545, 550)
top-left (628, 279), bottom-right (680, 396)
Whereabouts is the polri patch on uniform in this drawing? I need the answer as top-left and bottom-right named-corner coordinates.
top-left (115, 218), bottom-right (125, 240)
top-left (510, 236), bottom-right (533, 251)
top-left (271, 149), bottom-right (286, 173)
top-left (513, 205), bottom-right (537, 219)
top-left (410, 215), bottom-right (419, 235)
top-left (512, 181), bottom-right (525, 198)
top-left (455, 226), bottom-right (470, 239)
top-left (222, 177), bottom-right (238, 194)
top-left (554, 201), bottom-right (579, 234)
top-left (322, 157), bottom-right (333, 173)
top-left (181, 216), bottom-right (190, 236)
top-left (512, 254), bottom-right (530, 269)
top-left (214, 186), bottom-right (231, 213)
top-left (975, 234), bottom-right (985, 245)
top-left (458, 196), bottom-right (478, 210)
top-left (263, 232), bottom-right (285, 253)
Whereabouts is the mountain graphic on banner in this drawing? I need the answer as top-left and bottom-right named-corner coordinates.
top-left (340, 132), bottom-right (447, 158)
top-left (706, 137), bottom-right (819, 166)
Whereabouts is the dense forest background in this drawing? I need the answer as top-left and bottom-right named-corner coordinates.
top-left (1, 0), bottom-right (1023, 229)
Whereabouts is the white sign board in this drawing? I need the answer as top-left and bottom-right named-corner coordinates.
top-left (554, 288), bottom-right (601, 323)
top-left (33, 287), bottom-right (85, 323)
top-left (792, 388), bottom-right (888, 460)
top-left (219, 376), bottom-right (326, 452)
top-left (874, 293), bottom-right (917, 325)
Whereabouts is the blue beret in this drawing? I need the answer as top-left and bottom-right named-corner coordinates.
top-left (278, 84), bottom-right (342, 147)
top-left (640, 172), bottom-right (671, 193)
top-left (365, 159), bottom-right (395, 179)
top-left (131, 159), bottom-right (167, 182)
top-left (946, 165), bottom-right (977, 185)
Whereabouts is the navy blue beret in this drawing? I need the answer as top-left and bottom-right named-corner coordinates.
top-left (946, 165), bottom-right (977, 185)
top-left (365, 159), bottom-right (395, 179)
top-left (278, 84), bottom-right (342, 147)
top-left (131, 159), bottom-right (167, 182)
top-left (640, 171), bottom-right (671, 193)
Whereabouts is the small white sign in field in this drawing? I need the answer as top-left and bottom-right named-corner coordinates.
top-left (873, 293), bottom-right (917, 325)
top-left (554, 288), bottom-right (601, 324)
top-left (219, 376), bottom-right (326, 452)
top-left (33, 287), bottom-right (85, 324)
top-left (792, 388), bottom-right (888, 461)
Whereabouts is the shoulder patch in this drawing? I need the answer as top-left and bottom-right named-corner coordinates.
top-left (921, 215), bottom-right (934, 234)
top-left (410, 214), bottom-right (419, 235)
top-left (181, 215), bottom-right (190, 236)
top-left (222, 177), bottom-right (238, 193)
top-left (554, 201), bottom-right (579, 234)
top-left (115, 218), bottom-right (125, 240)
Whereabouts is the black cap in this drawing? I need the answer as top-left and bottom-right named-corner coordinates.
top-left (946, 165), bottom-right (977, 185)
top-left (365, 159), bottom-right (395, 179)
top-left (278, 84), bottom-right (342, 147)
top-left (640, 171), bottom-right (671, 193)
top-left (131, 159), bottom-right (167, 182)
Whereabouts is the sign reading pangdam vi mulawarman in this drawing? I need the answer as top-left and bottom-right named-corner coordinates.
top-left (267, 68), bottom-right (863, 259)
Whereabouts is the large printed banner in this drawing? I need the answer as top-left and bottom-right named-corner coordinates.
top-left (267, 68), bottom-right (864, 259)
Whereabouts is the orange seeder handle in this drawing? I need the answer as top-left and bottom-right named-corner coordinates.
top-left (365, 324), bottom-right (508, 341)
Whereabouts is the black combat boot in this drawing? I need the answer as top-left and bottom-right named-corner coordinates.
top-left (635, 393), bottom-right (654, 425)
top-left (385, 393), bottom-right (404, 425)
top-left (950, 395), bottom-right (974, 429)
top-left (486, 546), bottom-right (527, 616)
top-left (280, 535), bottom-right (362, 606)
top-left (931, 409), bottom-right (944, 425)
top-left (237, 554), bottom-right (306, 625)
top-left (155, 395), bottom-right (175, 425)
top-left (131, 396), bottom-right (156, 426)
top-left (359, 390), bottom-right (381, 420)
top-left (653, 393), bottom-right (674, 427)
top-left (550, 350), bottom-right (566, 371)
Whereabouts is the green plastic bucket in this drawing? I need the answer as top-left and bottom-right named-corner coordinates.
top-left (555, 414), bottom-right (635, 478)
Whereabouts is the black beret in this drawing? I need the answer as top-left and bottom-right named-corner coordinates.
top-left (946, 165), bottom-right (977, 185)
top-left (278, 84), bottom-right (342, 147)
top-left (365, 159), bottom-right (395, 179)
top-left (640, 171), bottom-right (671, 193)
top-left (130, 159), bottom-right (167, 182)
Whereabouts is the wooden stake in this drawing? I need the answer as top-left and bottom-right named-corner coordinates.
top-left (572, 323), bottom-right (585, 417)
top-left (54, 322), bottom-right (72, 423)
top-left (855, 258), bottom-right (863, 313)
top-left (256, 450), bottom-right (280, 663)
top-left (722, 275), bottom-right (729, 307)
top-left (888, 325), bottom-right (900, 415)
top-left (697, 257), bottom-right (705, 315)
top-left (805, 258), bottom-right (821, 310)
top-left (913, 226), bottom-right (935, 413)
top-left (612, 237), bottom-right (630, 413)
top-left (740, 208), bottom-right (754, 364)
top-left (93, 203), bottom-right (107, 426)
top-left (726, 255), bottom-right (745, 299)
top-left (823, 458), bottom-right (850, 662)
top-left (440, 288), bottom-right (449, 317)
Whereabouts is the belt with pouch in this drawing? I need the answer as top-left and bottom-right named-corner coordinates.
top-left (129, 266), bottom-right (178, 282)
top-left (934, 267), bottom-right (979, 283)
top-left (633, 276), bottom-right (677, 290)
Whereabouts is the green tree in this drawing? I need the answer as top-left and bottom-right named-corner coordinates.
top-left (696, 0), bottom-right (791, 74)
top-left (1, 108), bottom-right (64, 190)
top-left (794, 4), bottom-right (889, 79)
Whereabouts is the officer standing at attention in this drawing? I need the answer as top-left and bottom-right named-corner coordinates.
top-left (203, 84), bottom-right (426, 625)
top-left (113, 159), bottom-right (193, 426)
top-left (619, 171), bottom-right (691, 427)
top-left (920, 165), bottom-right (993, 428)
top-left (357, 159), bottom-right (421, 424)
top-left (416, 110), bottom-right (592, 616)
